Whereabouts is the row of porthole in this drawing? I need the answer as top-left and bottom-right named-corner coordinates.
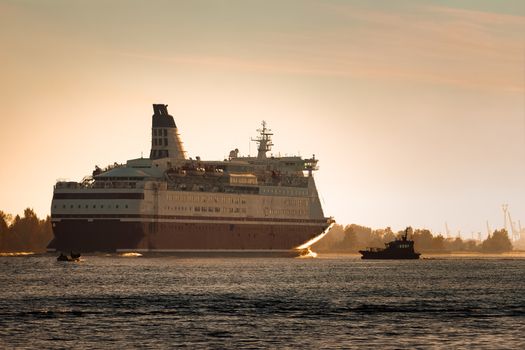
top-left (262, 188), bottom-right (308, 196)
top-left (167, 194), bottom-right (246, 205)
top-left (149, 223), bottom-right (229, 231)
top-left (265, 208), bottom-right (306, 216)
top-left (54, 204), bottom-right (129, 209)
top-left (282, 198), bottom-right (309, 207)
top-left (193, 207), bottom-right (247, 214)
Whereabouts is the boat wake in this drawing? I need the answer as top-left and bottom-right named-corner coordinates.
top-left (297, 247), bottom-right (318, 259)
top-left (0, 252), bottom-right (35, 257)
top-left (119, 252), bottom-right (143, 257)
top-left (295, 221), bottom-right (335, 251)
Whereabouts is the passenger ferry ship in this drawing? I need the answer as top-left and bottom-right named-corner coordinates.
top-left (48, 104), bottom-right (334, 254)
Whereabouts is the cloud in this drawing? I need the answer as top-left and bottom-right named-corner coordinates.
top-left (117, 3), bottom-right (524, 93)
top-left (344, 3), bottom-right (525, 92)
top-left (4, 1), bottom-right (523, 94)
top-left (427, 5), bottom-right (525, 26)
top-left (314, 3), bottom-right (525, 91)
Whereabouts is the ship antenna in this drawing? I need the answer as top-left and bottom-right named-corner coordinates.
top-left (251, 120), bottom-right (274, 159)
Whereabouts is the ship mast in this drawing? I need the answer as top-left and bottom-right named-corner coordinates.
top-left (251, 121), bottom-right (274, 159)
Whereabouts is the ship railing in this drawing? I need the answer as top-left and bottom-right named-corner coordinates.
top-left (92, 181), bottom-right (141, 189)
top-left (55, 181), bottom-right (142, 190)
top-left (54, 181), bottom-right (81, 189)
top-left (259, 180), bottom-right (308, 188)
top-left (102, 162), bottom-right (124, 172)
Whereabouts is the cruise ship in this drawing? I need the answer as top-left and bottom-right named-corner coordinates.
top-left (48, 104), bottom-right (334, 254)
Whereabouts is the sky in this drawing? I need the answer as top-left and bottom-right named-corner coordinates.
top-left (1, 0), bottom-right (524, 237)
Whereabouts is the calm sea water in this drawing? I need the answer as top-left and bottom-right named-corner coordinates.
top-left (0, 253), bottom-right (524, 349)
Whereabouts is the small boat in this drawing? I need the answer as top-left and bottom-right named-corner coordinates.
top-left (56, 252), bottom-right (81, 262)
top-left (359, 227), bottom-right (420, 259)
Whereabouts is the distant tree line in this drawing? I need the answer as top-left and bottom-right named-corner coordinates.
top-left (312, 224), bottom-right (514, 254)
top-left (0, 209), bottom-right (515, 254)
top-left (0, 209), bottom-right (53, 253)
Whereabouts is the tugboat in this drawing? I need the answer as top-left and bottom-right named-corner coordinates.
top-left (359, 227), bottom-right (420, 259)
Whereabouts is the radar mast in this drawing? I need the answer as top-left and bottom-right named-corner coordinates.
top-left (252, 121), bottom-right (274, 159)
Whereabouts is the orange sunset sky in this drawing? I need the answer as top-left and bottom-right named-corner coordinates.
top-left (1, 0), bottom-right (524, 237)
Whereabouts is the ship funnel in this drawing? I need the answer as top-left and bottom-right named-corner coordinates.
top-left (149, 104), bottom-right (187, 160)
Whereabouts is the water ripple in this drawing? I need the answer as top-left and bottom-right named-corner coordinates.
top-left (0, 255), bottom-right (524, 349)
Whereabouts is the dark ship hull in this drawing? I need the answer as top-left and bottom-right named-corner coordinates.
top-left (48, 216), bottom-right (330, 253)
top-left (359, 227), bottom-right (421, 260)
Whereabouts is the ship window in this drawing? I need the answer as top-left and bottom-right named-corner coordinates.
top-left (70, 205), bottom-right (74, 208)
top-left (125, 205), bottom-right (128, 208)
top-left (78, 205), bottom-right (81, 209)
top-left (153, 139), bottom-right (157, 146)
top-left (153, 129), bottom-right (157, 136)
top-left (93, 205), bottom-right (96, 208)
top-left (116, 205), bottom-right (119, 208)
top-left (164, 138), bottom-right (168, 146)
top-left (100, 205), bottom-right (104, 208)
top-left (163, 129), bottom-right (167, 137)
top-left (85, 205), bottom-right (88, 209)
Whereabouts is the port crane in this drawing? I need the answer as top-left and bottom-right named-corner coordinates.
top-left (486, 220), bottom-right (492, 238)
top-left (501, 204), bottom-right (522, 242)
top-left (507, 210), bottom-right (521, 242)
top-left (445, 222), bottom-right (451, 239)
